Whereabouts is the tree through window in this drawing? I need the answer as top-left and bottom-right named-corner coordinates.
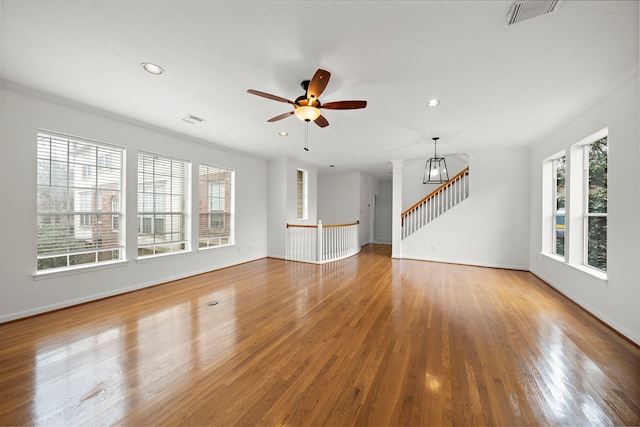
top-left (585, 136), bottom-right (607, 271)
top-left (553, 156), bottom-right (566, 256)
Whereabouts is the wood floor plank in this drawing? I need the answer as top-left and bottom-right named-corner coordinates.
top-left (0, 244), bottom-right (638, 426)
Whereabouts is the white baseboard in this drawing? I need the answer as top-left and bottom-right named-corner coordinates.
top-left (399, 255), bottom-right (527, 271)
top-left (0, 256), bottom-right (265, 324)
top-left (531, 268), bottom-right (640, 346)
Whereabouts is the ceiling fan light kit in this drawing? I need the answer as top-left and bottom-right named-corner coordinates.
top-left (294, 105), bottom-right (321, 122)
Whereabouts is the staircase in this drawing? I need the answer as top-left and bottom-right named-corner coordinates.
top-left (401, 166), bottom-right (470, 239)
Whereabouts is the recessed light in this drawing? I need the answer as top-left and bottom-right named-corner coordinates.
top-left (426, 99), bottom-right (441, 107)
top-left (278, 131), bottom-right (288, 136)
top-left (141, 62), bottom-right (165, 75)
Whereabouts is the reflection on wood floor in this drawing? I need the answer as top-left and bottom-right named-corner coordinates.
top-left (0, 244), bottom-right (638, 425)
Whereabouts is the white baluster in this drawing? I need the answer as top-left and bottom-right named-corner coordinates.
top-left (316, 220), bottom-right (323, 263)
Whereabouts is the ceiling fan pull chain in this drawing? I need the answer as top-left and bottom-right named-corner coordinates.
top-left (304, 121), bottom-right (309, 151)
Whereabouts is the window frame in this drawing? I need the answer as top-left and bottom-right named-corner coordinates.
top-left (35, 131), bottom-right (125, 273)
top-left (198, 164), bottom-right (234, 249)
top-left (296, 168), bottom-right (308, 220)
top-left (137, 151), bottom-right (191, 258)
top-left (541, 128), bottom-right (608, 282)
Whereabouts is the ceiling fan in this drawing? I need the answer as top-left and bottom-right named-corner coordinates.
top-left (247, 68), bottom-right (367, 128)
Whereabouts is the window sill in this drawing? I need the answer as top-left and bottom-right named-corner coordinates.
top-left (566, 263), bottom-right (608, 284)
top-left (33, 259), bottom-right (129, 280)
top-left (539, 252), bottom-right (608, 285)
top-left (198, 243), bottom-right (234, 251)
top-left (136, 250), bottom-right (193, 264)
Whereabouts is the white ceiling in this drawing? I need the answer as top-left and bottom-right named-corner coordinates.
top-left (2, 1), bottom-right (638, 179)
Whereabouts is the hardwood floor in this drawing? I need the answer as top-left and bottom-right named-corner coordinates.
top-left (0, 244), bottom-right (638, 426)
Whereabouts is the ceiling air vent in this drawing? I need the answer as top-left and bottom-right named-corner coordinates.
top-left (182, 114), bottom-right (206, 124)
top-left (506, 0), bottom-right (559, 25)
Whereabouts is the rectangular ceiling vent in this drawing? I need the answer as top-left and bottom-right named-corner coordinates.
top-left (506, 0), bottom-right (559, 25)
top-left (182, 114), bottom-right (206, 124)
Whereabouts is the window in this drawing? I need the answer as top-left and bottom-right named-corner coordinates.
top-left (552, 156), bottom-right (566, 256)
top-left (36, 132), bottom-right (124, 271)
top-left (111, 196), bottom-right (120, 231)
top-left (78, 191), bottom-right (93, 227)
top-left (82, 165), bottom-right (93, 178)
top-left (208, 182), bottom-right (225, 229)
top-left (198, 164), bottom-right (233, 248)
top-left (137, 152), bottom-right (190, 257)
top-left (542, 130), bottom-right (608, 279)
top-left (297, 168), bottom-right (308, 220)
top-left (584, 136), bottom-right (607, 271)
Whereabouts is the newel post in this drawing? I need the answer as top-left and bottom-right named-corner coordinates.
top-left (316, 220), bottom-right (323, 263)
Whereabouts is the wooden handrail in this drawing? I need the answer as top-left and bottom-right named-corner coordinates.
top-left (401, 166), bottom-right (469, 218)
top-left (287, 221), bottom-right (359, 229)
top-left (324, 220), bottom-right (359, 229)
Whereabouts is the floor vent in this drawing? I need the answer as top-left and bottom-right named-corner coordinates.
top-left (506, 0), bottom-right (559, 25)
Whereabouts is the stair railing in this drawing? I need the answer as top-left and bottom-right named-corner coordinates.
top-left (401, 166), bottom-right (469, 238)
top-left (286, 220), bottom-right (360, 263)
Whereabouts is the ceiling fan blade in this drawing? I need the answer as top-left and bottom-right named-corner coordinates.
top-left (247, 89), bottom-right (294, 105)
top-left (321, 100), bottom-right (367, 110)
top-left (307, 69), bottom-right (331, 101)
top-left (267, 111), bottom-right (294, 122)
top-left (314, 114), bottom-right (329, 128)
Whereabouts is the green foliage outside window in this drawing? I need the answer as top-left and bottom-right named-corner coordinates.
top-left (37, 222), bottom-right (90, 270)
top-left (587, 137), bottom-right (607, 271)
top-left (554, 156), bottom-right (566, 256)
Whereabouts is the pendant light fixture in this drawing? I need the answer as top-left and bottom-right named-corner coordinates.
top-left (423, 137), bottom-right (449, 184)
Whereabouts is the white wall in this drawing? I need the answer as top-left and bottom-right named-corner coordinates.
top-left (402, 149), bottom-right (530, 270)
top-left (528, 72), bottom-right (640, 344)
top-left (0, 83), bottom-right (268, 322)
top-left (267, 157), bottom-right (287, 258)
top-left (375, 180), bottom-right (392, 243)
top-left (318, 171), bottom-right (377, 246)
top-left (359, 172), bottom-right (378, 246)
top-left (318, 171), bottom-right (360, 224)
top-left (267, 157), bottom-right (317, 259)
